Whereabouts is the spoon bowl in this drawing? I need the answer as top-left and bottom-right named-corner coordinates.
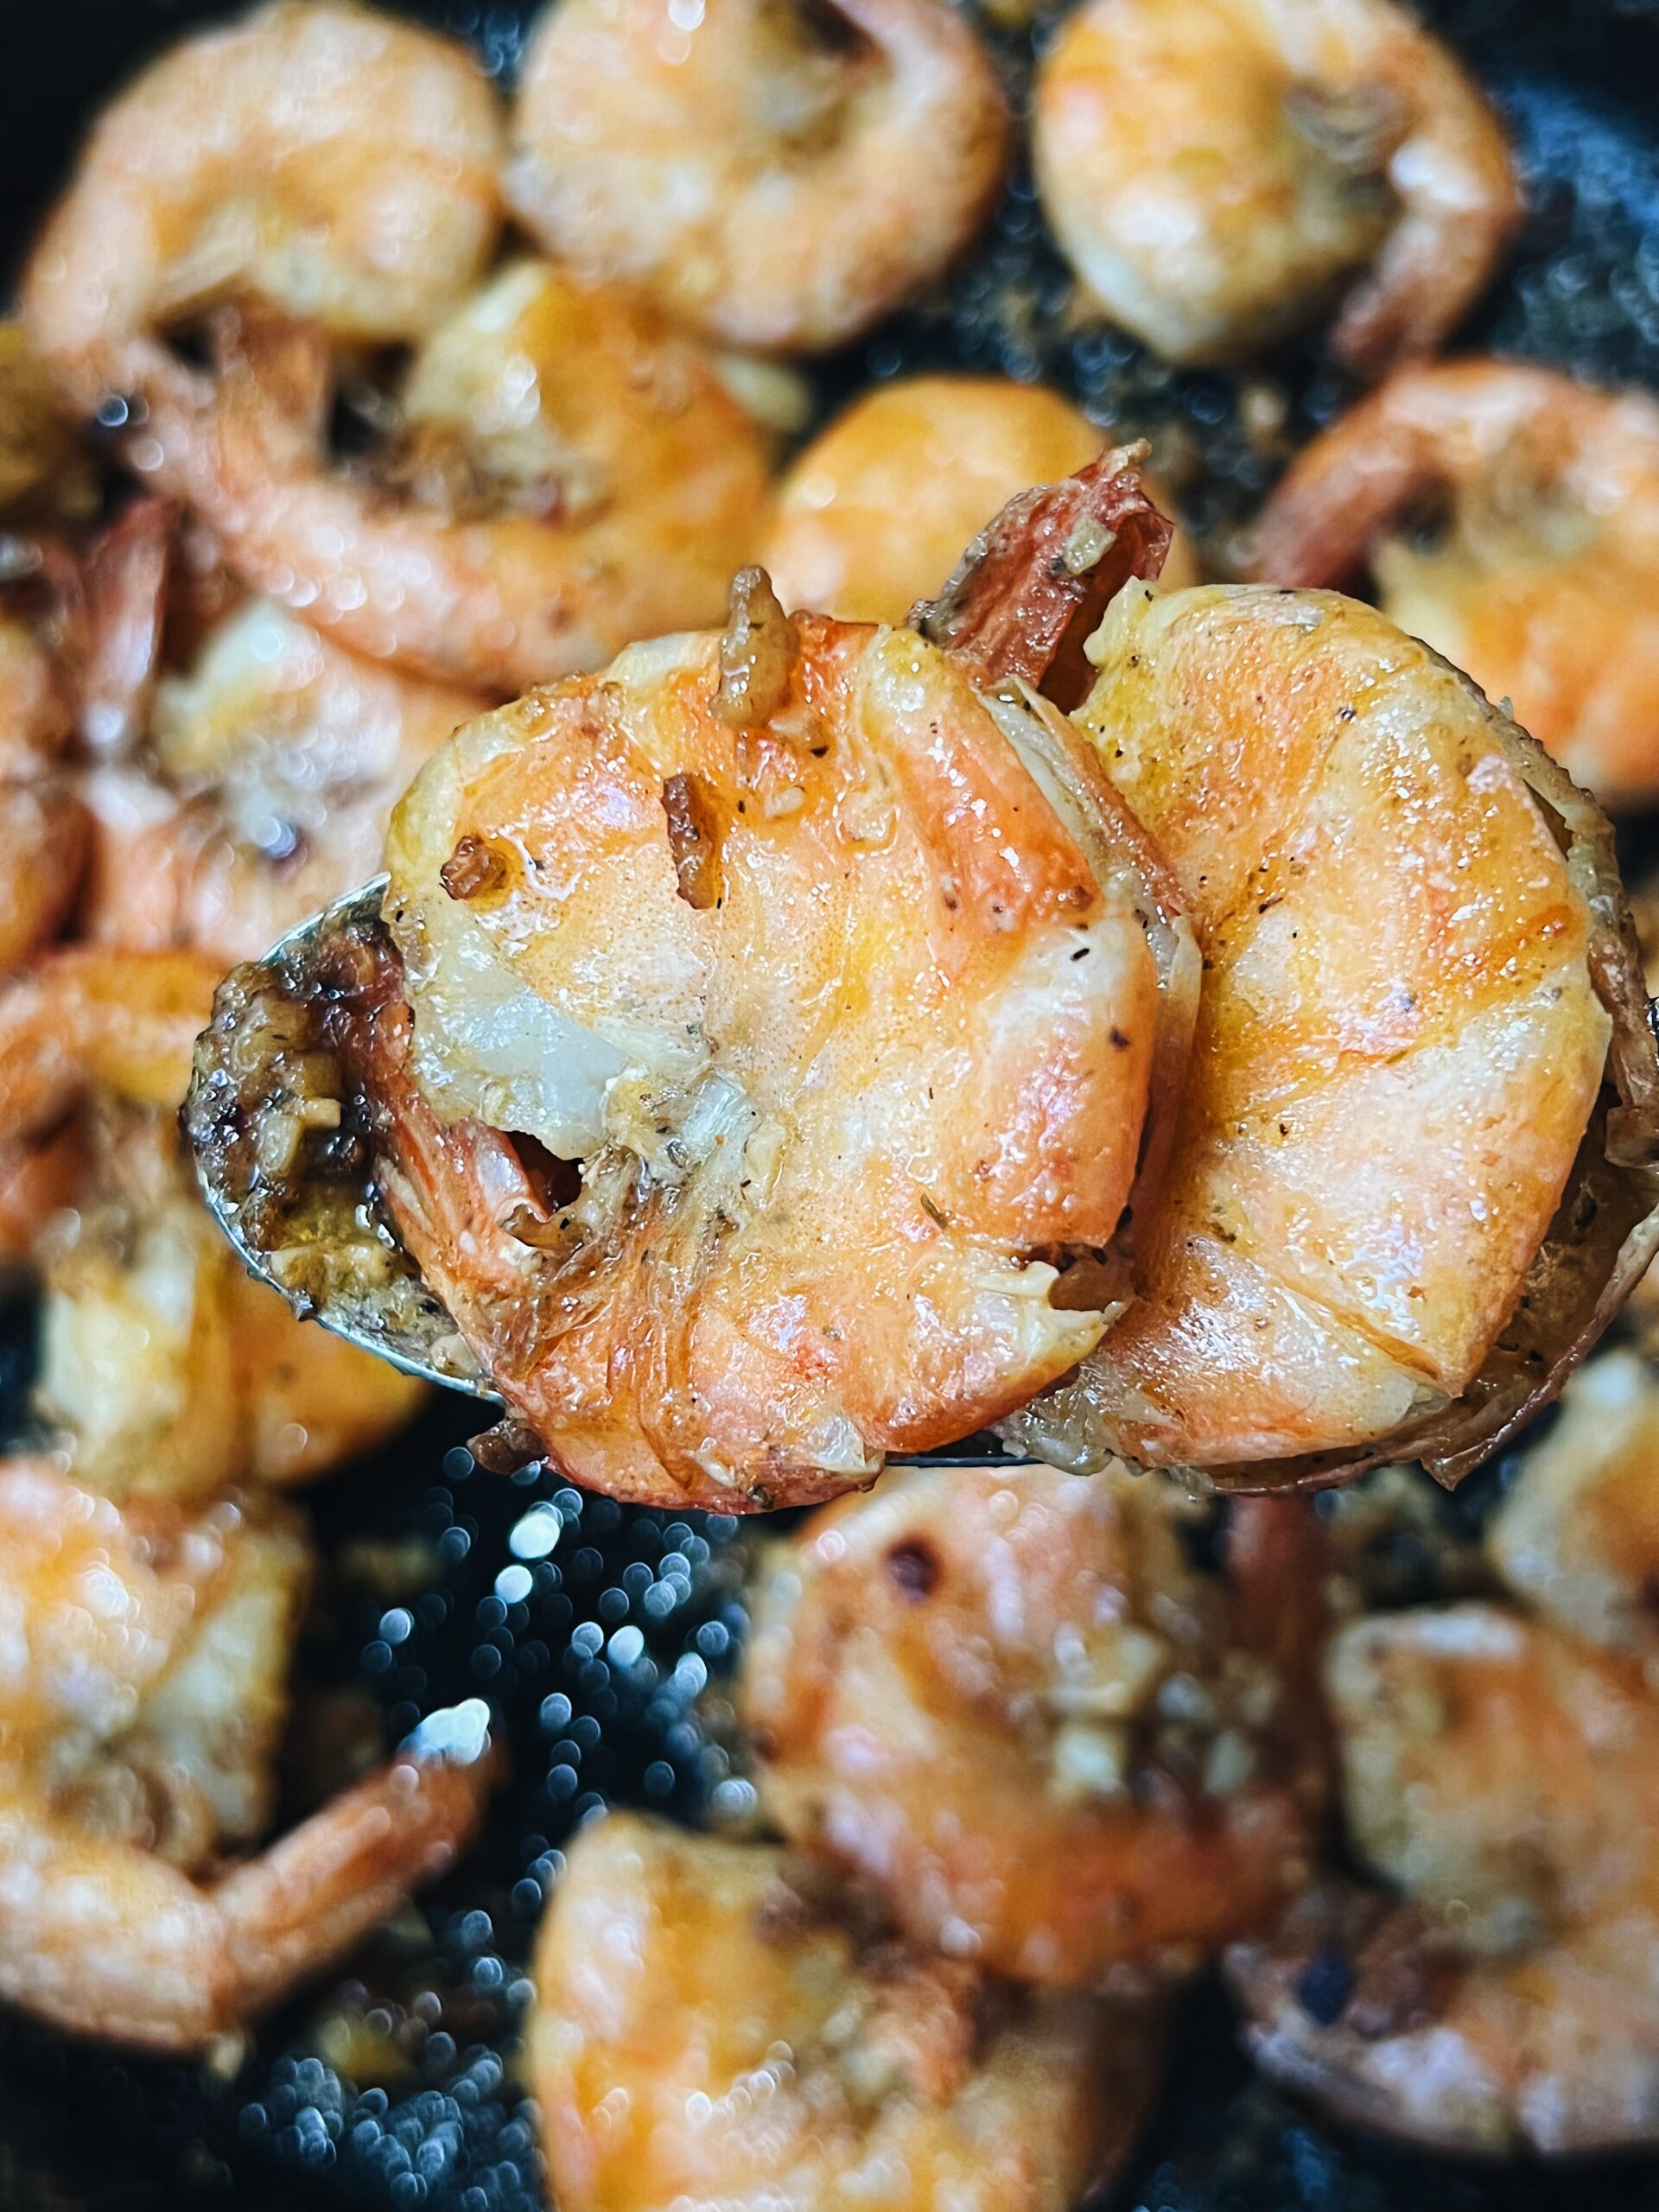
top-left (186, 874), bottom-right (505, 1401)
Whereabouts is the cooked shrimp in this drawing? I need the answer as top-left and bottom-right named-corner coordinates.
top-left (107, 265), bottom-right (776, 692)
top-left (1004, 577), bottom-right (1633, 1490)
top-left (0, 1716), bottom-right (496, 2056)
top-left (0, 1455), bottom-right (498, 2052)
top-left (188, 465), bottom-right (1189, 1507)
top-left (30, 1117), bottom-right (254, 1500)
top-left (0, 951), bottom-right (424, 1491)
top-left (1251, 361), bottom-right (1659, 806)
top-left (0, 534), bottom-right (213, 1183)
top-left (760, 375), bottom-right (1199, 626)
top-left (1484, 1347), bottom-right (1659, 1661)
top-left (83, 595), bottom-right (484, 963)
top-left (1033, 0), bottom-right (1517, 372)
top-left (531, 1812), bottom-right (1162, 2212)
top-left (35, 1110), bottom-right (426, 1498)
top-left (0, 942), bottom-right (216, 1262)
top-left (0, 945), bottom-right (221, 1144)
top-left (1230, 1601), bottom-right (1659, 2152)
top-left (22, 0), bottom-right (503, 410)
top-left (743, 1465), bottom-right (1325, 1984)
top-left (0, 494), bottom-right (193, 970)
top-left (0, 1461), bottom-right (309, 1863)
top-left (507, 0), bottom-right (1009, 356)
top-left (344, 518), bottom-right (1188, 1504)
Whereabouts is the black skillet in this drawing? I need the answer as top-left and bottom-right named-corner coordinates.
top-left (4, 2), bottom-right (1659, 2206)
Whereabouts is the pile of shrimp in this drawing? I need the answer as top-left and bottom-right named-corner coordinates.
top-left (528, 1346), bottom-right (1659, 2201)
top-left (0, 942), bottom-right (499, 2054)
top-left (8, 182), bottom-right (514, 2063)
top-left (1225, 1344), bottom-right (1659, 2156)
top-left (530, 1470), bottom-right (1329, 2210)
top-left (535, 1357), bottom-right (1659, 2187)
top-left (12, 0), bottom-right (1659, 2202)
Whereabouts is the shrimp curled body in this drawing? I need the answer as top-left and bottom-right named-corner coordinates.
top-left (1033, 0), bottom-right (1517, 372)
top-left (22, 0), bottom-right (505, 406)
top-left (1231, 1605), bottom-right (1659, 2152)
top-left (1251, 360), bottom-right (1659, 807)
top-left (506, 0), bottom-right (1011, 353)
top-left (1229, 1355), bottom-right (1659, 2153)
top-left (531, 1812), bottom-right (1163, 2212)
top-left (74, 265), bottom-right (777, 695)
top-left (1005, 582), bottom-right (1618, 1486)
top-left (24, 7), bottom-right (772, 696)
top-left (0, 1456), bottom-right (497, 2052)
top-left (742, 1465), bottom-right (1326, 1984)
top-left (357, 583), bottom-right (1172, 1506)
top-left (83, 594), bottom-right (486, 965)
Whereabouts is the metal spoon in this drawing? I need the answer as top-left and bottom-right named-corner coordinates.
top-left (188, 874), bottom-right (503, 1400)
top-left (186, 878), bottom-right (1035, 1475)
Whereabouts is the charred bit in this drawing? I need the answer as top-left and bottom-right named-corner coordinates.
top-left (713, 564), bottom-right (798, 729)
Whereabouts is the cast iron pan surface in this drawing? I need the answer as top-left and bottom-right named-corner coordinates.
top-left (4, 2), bottom-right (1659, 2205)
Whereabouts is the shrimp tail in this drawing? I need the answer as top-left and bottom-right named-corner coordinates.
top-left (0, 1705), bottom-right (502, 2055)
top-left (1247, 370), bottom-right (1491, 588)
top-left (1326, 54), bottom-right (1522, 382)
top-left (215, 1708), bottom-right (504, 2032)
top-left (909, 443), bottom-right (1173, 709)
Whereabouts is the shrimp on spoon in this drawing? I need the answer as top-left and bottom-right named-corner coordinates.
top-left (1002, 552), bottom-right (1659, 1490)
top-left (0, 1454), bottom-right (498, 2054)
top-left (188, 455), bottom-right (1193, 1508)
top-left (192, 453), bottom-right (1657, 1502)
